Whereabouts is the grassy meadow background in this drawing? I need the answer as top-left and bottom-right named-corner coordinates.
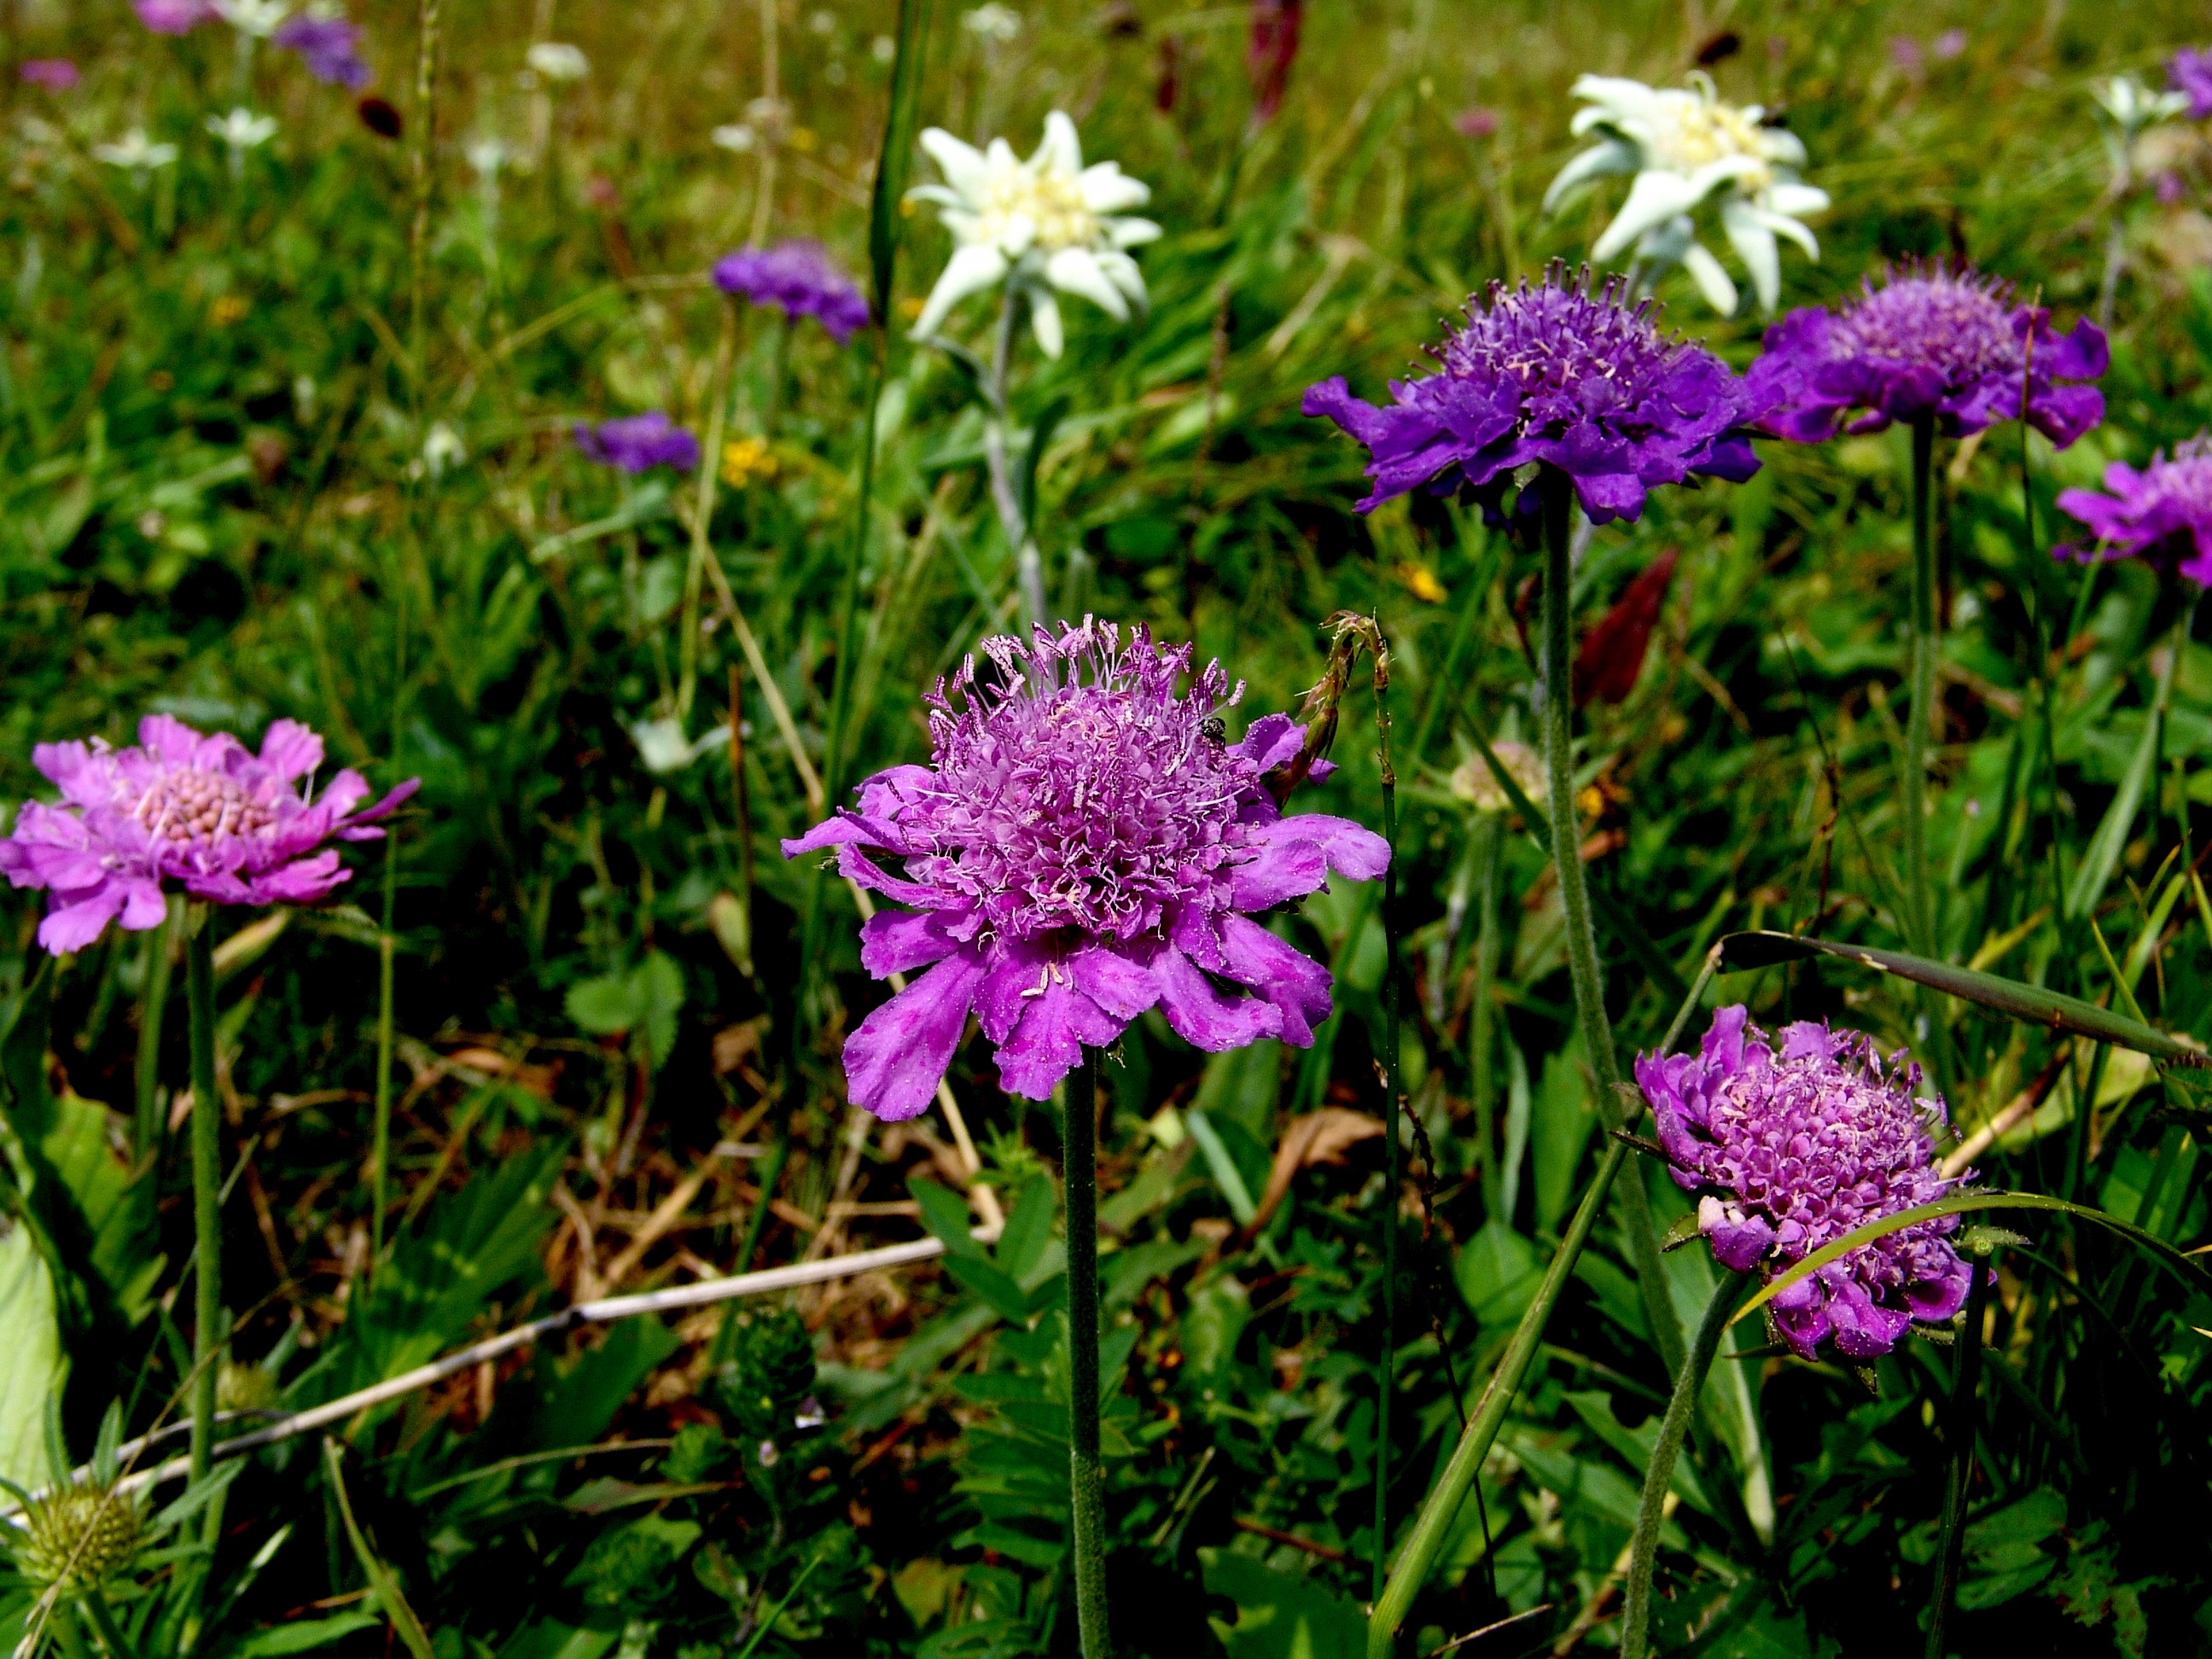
top-left (6, 0), bottom-right (2212, 1654)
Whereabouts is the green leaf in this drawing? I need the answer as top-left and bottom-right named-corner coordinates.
top-left (1183, 1108), bottom-right (1258, 1226)
top-left (909, 1176), bottom-right (986, 1260)
top-left (1531, 1040), bottom-right (1598, 1235)
top-left (0, 1225), bottom-right (61, 1493)
top-left (323, 1441), bottom-right (437, 1659)
top-left (1715, 931), bottom-right (2209, 1068)
top-left (992, 1178), bottom-right (1057, 1279)
top-left (1198, 1549), bottom-right (1364, 1659)
top-left (865, 0), bottom-right (933, 321)
top-left (943, 1254), bottom-right (1034, 1326)
top-left (2067, 637), bottom-right (2175, 921)
top-left (235, 1615), bottom-right (382, 1656)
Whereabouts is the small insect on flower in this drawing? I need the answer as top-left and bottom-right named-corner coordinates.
top-left (906, 111), bottom-right (1160, 358)
top-left (781, 620), bottom-right (1389, 1120)
top-left (1746, 259), bottom-right (2107, 448)
top-left (573, 411), bottom-right (700, 474)
top-left (712, 242), bottom-right (870, 342)
top-left (0, 715), bottom-right (417, 955)
top-left (2056, 436), bottom-right (2212, 586)
top-left (1635, 1005), bottom-right (1975, 1360)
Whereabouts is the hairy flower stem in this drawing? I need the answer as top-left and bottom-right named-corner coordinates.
top-left (1066, 1051), bottom-right (1111, 1659)
top-left (406, 0), bottom-right (442, 388)
top-left (1366, 948), bottom-right (1722, 1657)
top-left (1539, 469), bottom-right (1685, 1379)
top-left (185, 912), bottom-right (224, 1502)
top-left (1924, 1249), bottom-right (1995, 1659)
top-left (980, 289), bottom-right (1047, 629)
top-left (1621, 1271), bottom-right (1751, 1659)
top-left (1372, 634), bottom-right (1401, 1605)
top-left (1470, 817), bottom-right (1504, 1214)
top-left (1906, 410), bottom-right (1938, 958)
top-left (133, 906), bottom-right (179, 1161)
top-left (678, 296), bottom-right (740, 727)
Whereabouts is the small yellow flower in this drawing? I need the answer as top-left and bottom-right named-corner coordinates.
top-left (209, 295), bottom-right (249, 328)
top-left (721, 436), bottom-right (778, 488)
top-left (1393, 562), bottom-right (1447, 603)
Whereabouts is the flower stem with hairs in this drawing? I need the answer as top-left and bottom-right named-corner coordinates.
top-left (1371, 626), bottom-right (1400, 1605)
top-left (1539, 469), bottom-right (1685, 1378)
top-left (133, 906), bottom-right (179, 1160)
top-left (980, 288), bottom-right (1047, 629)
top-left (1366, 948), bottom-right (1724, 1658)
top-left (1066, 1049), bottom-right (1111, 1659)
top-left (185, 909), bottom-right (224, 1502)
top-left (1621, 1270), bottom-right (1752, 1659)
top-left (1924, 1247), bottom-right (1996, 1657)
top-left (1905, 410), bottom-right (1937, 958)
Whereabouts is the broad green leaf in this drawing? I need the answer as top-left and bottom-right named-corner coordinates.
top-left (1531, 1039), bottom-right (1598, 1235)
top-left (0, 1225), bottom-right (61, 1493)
top-left (1183, 1108), bottom-right (1258, 1226)
top-left (909, 1176), bottom-right (987, 1260)
top-left (1199, 1549), bottom-right (1364, 1659)
top-left (1716, 931), bottom-right (2209, 1068)
top-left (2066, 637), bottom-right (2175, 922)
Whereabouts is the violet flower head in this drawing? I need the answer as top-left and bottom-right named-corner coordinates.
top-left (135, 0), bottom-right (218, 32)
top-left (2056, 437), bottom-right (2212, 586)
top-left (573, 411), bottom-right (700, 474)
top-left (274, 14), bottom-right (371, 89)
top-left (0, 715), bottom-right (420, 955)
top-left (1301, 261), bottom-right (1762, 527)
top-left (1635, 1005), bottom-right (1974, 1361)
top-left (781, 620), bottom-right (1389, 1121)
top-left (19, 60), bottom-right (81, 90)
top-left (2170, 48), bottom-right (2212, 119)
top-left (1746, 260), bottom-right (2107, 448)
top-left (711, 242), bottom-right (870, 343)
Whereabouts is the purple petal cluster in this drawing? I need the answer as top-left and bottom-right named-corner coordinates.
top-left (573, 411), bottom-right (700, 474)
top-left (19, 60), bottom-right (81, 90)
top-left (2170, 48), bottom-right (2212, 119)
top-left (2056, 437), bottom-right (2212, 586)
top-left (275, 15), bottom-right (371, 89)
top-left (1635, 1005), bottom-right (1973, 1361)
top-left (1301, 262), bottom-right (1761, 527)
top-left (712, 242), bottom-right (870, 343)
top-left (0, 715), bottom-right (419, 955)
top-left (1746, 261), bottom-right (2107, 448)
top-left (782, 620), bottom-right (1389, 1121)
top-left (133, 0), bottom-right (217, 32)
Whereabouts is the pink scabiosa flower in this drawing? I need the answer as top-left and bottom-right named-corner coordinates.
top-left (573, 411), bottom-right (700, 474)
top-left (19, 60), bottom-right (81, 90)
top-left (274, 14), bottom-right (371, 89)
top-left (1635, 1004), bottom-right (1974, 1361)
top-left (782, 620), bottom-right (1389, 1121)
top-left (134, 0), bottom-right (218, 32)
top-left (1746, 260), bottom-right (2107, 448)
top-left (1301, 261), bottom-right (1762, 527)
top-left (0, 716), bottom-right (419, 955)
top-left (712, 241), bottom-right (870, 342)
top-left (2170, 47), bottom-right (2212, 119)
top-left (2057, 437), bottom-right (2212, 585)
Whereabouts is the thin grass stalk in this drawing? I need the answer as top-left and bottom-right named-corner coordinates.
top-left (735, 1127), bottom-right (789, 1275)
top-left (1371, 630), bottom-right (1400, 1605)
top-left (678, 296), bottom-right (739, 725)
top-left (1905, 410), bottom-right (1937, 957)
top-left (406, 0), bottom-right (442, 381)
top-left (184, 911), bottom-right (222, 1504)
top-left (1065, 1050), bottom-right (1111, 1659)
top-left (1365, 948), bottom-right (1722, 1656)
top-left (1924, 1247), bottom-right (1995, 1659)
top-left (1538, 469), bottom-right (1684, 1378)
top-left (370, 580), bottom-right (409, 1278)
top-left (747, 0), bottom-right (780, 248)
top-left (1620, 1270), bottom-right (1750, 1659)
top-left (1471, 815), bottom-right (1502, 1214)
top-left (132, 906), bottom-right (178, 1161)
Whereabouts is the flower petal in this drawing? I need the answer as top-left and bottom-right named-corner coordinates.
top-left (1591, 168), bottom-right (1703, 262)
top-left (1153, 945), bottom-right (1279, 1051)
top-left (912, 244), bottom-right (1010, 338)
top-left (1214, 914), bottom-right (1333, 1046)
top-left (841, 949), bottom-right (987, 1121)
top-left (1045, 247), bottom-right (1128, 321)
top-left (1679, 241), bottom-right (1740, 315)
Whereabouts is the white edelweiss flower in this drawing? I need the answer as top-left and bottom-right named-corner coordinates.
top-left (963, 3), bottom-right (1022, 42)
top-left (630, 715), bottom-right (730, 775)
top-left (213, 0), bottom-right (288, 37)
top-left (527, 41), bottom-right (589, 82)
top-left (207, 108), bottom-right (279, 149)
top-left (2093, 73), bottom-right (2187, 137)
top-left (1544, 70), bottom-right (1829, 316)
top-left (421, 422), bottom-right (467, 479)
top-left (95, 129), bottom-right (180, 172)
top-left (907, 109), bottom-right (1159, 358)
top-left (713, 123), bottom-right (757, 153)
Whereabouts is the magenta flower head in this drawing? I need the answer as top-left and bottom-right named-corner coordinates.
top-left (1746, 260), bottom-right (2106, 448)
top-left (2056, 437), bottom-right (2212, 586)
top-left (19, 60), bottom-right (81, 90)
top-left (134, 0), bottom-right (217, 32)
top-left (573, 411), bottom-right (700, 474)
top-left (0, 715), bottom-right (419, 956)
top-left (781, 620), bottom-right (1389, 1121)
top-left (1635, 1005), bottom-right (1973, 1361)
top-left (1301, 261), bottom-right (1761, 527)
top-left (713, 241), bottom-right (870, 343)
top-left (2169, 48), bottom-right (2212, 119)
top-left (275, 14), bottom-right (371, 89)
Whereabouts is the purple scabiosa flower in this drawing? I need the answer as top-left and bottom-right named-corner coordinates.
top-left (1635, 1004), bottom-right (1974, 1361)
top-left (0, 715), bottom-right (419, 955)
top-left (1746, 260), bottom-right (2107, 448)
top-left (2056, 438), bottom-right (2212, 586)
top-left (573, 411), bottom-right (700, 474)
top-left (2170, 48), bottom-right (2212, 119)
top-left (135, 0), bottom-right (217, 32)
top-left (274, 14), bottom-right (371, 89)
top-left (781, 620), bottom-right (1389, 1121)
top-left (19, 60), bottom-right (81, 90)
top-left (711, 241), bottom-right (870, 343)
top-left (1301, 262), bottom-right (1762, 527)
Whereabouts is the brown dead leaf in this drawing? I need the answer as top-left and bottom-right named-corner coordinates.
top-left (1249, 1107), bottom-right (1385, 1231)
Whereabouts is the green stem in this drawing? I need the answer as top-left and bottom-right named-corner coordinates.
top-left (185, 912), bottom-right (224, 1502)
top-left (1906, 410), bottom-right (1937, 958)
top-left (1925, 1249), bottom-right (1995, 1659)
top-left (1065, 1050), bottom-right (1110, 1659)
top-left (370, 819), bottom-right (400, 1276)
top-left (133, 905), bottom-right (179, 1161)
top-left (1621, 1271), bottom-right (1750, 1659)
top-left (1471, 815), bottom-right (1503, 1216)
top-left (1538, 469), bottom-right (1684, 1379)
top-left (1373, 639), bottom-right (1401, 1605)
top-left (1366, 950), bottom-right (1723, 1656)
top-left (78, 1587), bottom-right (137, 1659)
top-left (678, 297), bottom-right (740, 726)
top-left (821, 326), bottom-right (886, 818)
